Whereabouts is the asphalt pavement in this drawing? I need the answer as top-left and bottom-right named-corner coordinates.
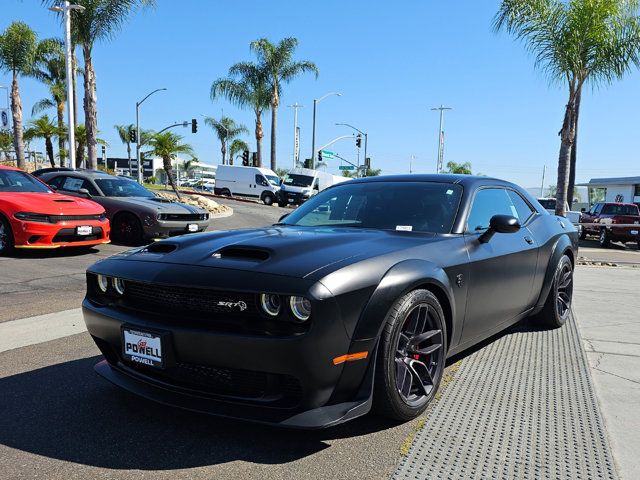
top-left (0, 198), bottom-right (287, 323)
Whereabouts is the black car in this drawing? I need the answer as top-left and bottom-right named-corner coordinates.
top-left (83, 175), bottom-right (577, 428)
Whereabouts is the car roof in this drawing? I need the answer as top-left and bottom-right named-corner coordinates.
top-left (347, 173), bottom-right (519, 190)
top-left (0, 165), bottom-right (21, 172)
top-left (42, 169), bottom-right (116, 180)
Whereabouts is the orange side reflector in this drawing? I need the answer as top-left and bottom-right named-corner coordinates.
top-left (333, 351), bottom-right (369, 365)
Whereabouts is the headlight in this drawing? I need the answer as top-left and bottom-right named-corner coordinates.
top-left (260, 293), bottom-right (281, 317)
top-left (96, 274), bottom-right (109, 293)
top-left (289, 296), bottom-right (311, 322)
top-left (14, 212), bottom-right (51, 223)
top-left (99, 213), bottom-right (107, 222)
top-left (112, 278), bottom-right (126, 295)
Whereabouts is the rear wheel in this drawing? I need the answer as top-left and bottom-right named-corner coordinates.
top-left (0, 216), bottom-right (15, 256)
top-left (599, 228), bottom-right (610, 248)
top-left (374, 289), bottom-right (446, 421)
top-left (220, 188), bottom-right (231, 197)
top-left (111, 212), bottom-right (144, 246)
top-left (537, 254), bottom-right (573, 329)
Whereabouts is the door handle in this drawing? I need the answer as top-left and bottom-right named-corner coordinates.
top-left (524, 236), bottom-right (534, 245)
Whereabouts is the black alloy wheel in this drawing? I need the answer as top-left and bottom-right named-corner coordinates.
top-left (537, 254), bottom-right (574, 328)
top-left (0, 216), bottom-right (14, 255)
top-left (112, 212), bottom-right (144, 246)
top-left (374, 289), bottom-right (446, 421)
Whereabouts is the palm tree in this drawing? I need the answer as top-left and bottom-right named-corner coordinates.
top-left (114, 123), bottom-right (135, 174)
top-left (211, 62), bottom-right (271, 167)
top-left (31, 39), bottom-right (68, 164)
top-left (444, 161), bottom-right (472, 174)
top-left (45, 0), bottom-right (155, 170)
top-left (0, 22), bottom-right (39, 169)
top-left (229, 139), bottom-right (250, 166)
top-left (0, 129), bottom-right (12, 161)
top-left (494, 0), bottom-right (640, 216)
top-left (74, 123), bottom-right (106, 168)
top-left (250, 37), bottom-right (318, 171)
top-left (203, 116), bottom-right (248, 165)
top-left (24, 115), bottom-right (65, 168)
top-left (146, 131), bottom-right (194, 200)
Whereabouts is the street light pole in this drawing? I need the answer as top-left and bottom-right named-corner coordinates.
top-left (49, 1), bottom-right (85, 170)
top-left (288, 103), bottom-right (303, 168)
top-left (136, 88), bottom-right (166, 183)
top-left (431, 105), bottom-right (452, 174)
top-left (310, 92), bottom-right (341, 169)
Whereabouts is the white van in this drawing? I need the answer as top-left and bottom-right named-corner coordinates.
top-left (214, 165), bottom-right (281, 205)
top-left (278, 167), bottom-right (350, 206)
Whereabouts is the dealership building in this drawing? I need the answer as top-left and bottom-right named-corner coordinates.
top-left (578, 176), bottom-right (640, 206)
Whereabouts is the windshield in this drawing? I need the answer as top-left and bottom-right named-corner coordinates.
top-left (283, 174), bottom-right (314, 188)
top-left (95, 178), bottom-right (154, 197)
top-left (281, 181), bottom-right (463, 233)
top-left (602, 204), bottom-right (640, 216)
top-left (0, 170), bottom-right (51, 193)
top-left (266, 175), bottom-right (280, 186)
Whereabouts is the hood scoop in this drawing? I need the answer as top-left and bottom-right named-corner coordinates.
top-left (144, 243), bottom-right (178, 254)
top-left (53, 199), bottom-right (75, 203)
top-left (212, 246), bottom-right (270, 262)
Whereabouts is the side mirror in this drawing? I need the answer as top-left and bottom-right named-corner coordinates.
top-left (479, 214), bottom-right (520, 243)
top-left (78, 188), bottom-right (92, 198)
top-left (580, 208), bottom-right (586, 213)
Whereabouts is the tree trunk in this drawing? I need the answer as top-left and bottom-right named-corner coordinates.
top-left (221, 141), bottom-right (226, 165)
top-left (45, 136), bottom-right (55, 168)
top-left (270, 90), bottom-right (278, 171)
top-left (567, 87), bottom-right (582, 209)
top-left (10, 72), bottom-right (25, 169)
top-left (555, 93), bottom-right (576, 217)
top-left (82, 45), bottom-right (98, 169)
top-left (163, 156), bottom-right (182, 200)
top-left (229, 151), bottom-right (234, 166)
top-left (76, 140), bottom-right (85, 168)
top-left (57, 100), bottom-right (66, 166)
top-left (127, 141), bottom-right (132, 175)
top-left (255, 111), bottom-right (263, 168)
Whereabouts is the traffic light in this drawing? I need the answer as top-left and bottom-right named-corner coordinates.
top-left (242, 150), bottom-right (249, 166)
top-left (356, 134), bottom-right (362, 148)
top-left (129, 129), bottom-right (137, 143)
top-left (101, 145), bottom-right (106, 156)
top-left (191, 118), bottom-right (198, 133)
top-left (317, 150), bottom-right (323, 164)
top-left (365, 157), bottom-right (371, 169)
top-left (304, 158), bottom-right (312, 168)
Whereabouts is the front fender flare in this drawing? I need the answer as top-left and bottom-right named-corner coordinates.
top-left (534, 233), bottom-right (575, 310)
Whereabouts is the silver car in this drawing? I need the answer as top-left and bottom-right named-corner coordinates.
top-left (40, 170), bottom-right (209, 245)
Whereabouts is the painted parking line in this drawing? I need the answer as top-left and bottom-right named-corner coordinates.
top-left (0, 308), bottom-right (85, 353)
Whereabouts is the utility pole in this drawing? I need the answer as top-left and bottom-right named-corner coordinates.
top-left (136, 88), bottom-right (166, 183)
top-left (288, 103), bottom-right (303, 168)
top-left (431, 105), bottom-right (452, 173)
top-left (410, 154), bottom-right (416, 174)
top-left (49, 1), bottom-right (85, 170)
top-left (540, 165), bottom-right (546, 197)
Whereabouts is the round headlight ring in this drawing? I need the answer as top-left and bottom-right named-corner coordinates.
top-left (96, 274), bottom-right (109, 293)
top-left (289, 296), bottom-right (312, 322)
top-left (112, 278), bottom-right (126, 295)
top-left (260, 293), bottom-right (281, 317)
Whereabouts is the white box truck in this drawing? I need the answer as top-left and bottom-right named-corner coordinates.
top-left (278, 168), bottom-right (350, 207)
top-left (214, 165), bottom-right (281, 205)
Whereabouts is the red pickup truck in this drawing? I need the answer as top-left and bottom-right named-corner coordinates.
top-left (580, 202), bottom-right (640, 248)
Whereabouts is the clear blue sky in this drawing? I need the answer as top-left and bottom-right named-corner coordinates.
top-left (3, 0), bottom-right (639, 188)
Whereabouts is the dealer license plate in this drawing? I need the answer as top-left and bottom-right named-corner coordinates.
top-left (76, 225), bottom-right (92, 236)
top-left (122, 328), bottom-right (163, 368)
top-left (187, 223), bottom-right (198, 232)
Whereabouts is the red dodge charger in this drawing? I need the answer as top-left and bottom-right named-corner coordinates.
top-left (0, 165), bottom-right (110, 254)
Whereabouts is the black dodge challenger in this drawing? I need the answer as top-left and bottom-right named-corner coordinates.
top-left (83, 175), bottom-right (577, 428)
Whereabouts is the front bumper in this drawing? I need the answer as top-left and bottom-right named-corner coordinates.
top-left (143, 219), bottom-right (210, 239)
top-left (279, 190), bottom-right (310, 205)
top-left (82, 293), bottom-right (376, 428)
top-left (11, 219), bottom-right (110, 248)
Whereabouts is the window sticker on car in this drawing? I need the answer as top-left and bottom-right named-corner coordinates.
top-left (396, 225), bottom-right (413, 231)
top-left (446, 189), bottom-right (454, 195)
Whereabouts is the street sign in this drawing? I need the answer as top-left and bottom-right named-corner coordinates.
top-left (321, 150), bottom-right (334, 158)
top-left (339, 165), bottom-right (355, 171)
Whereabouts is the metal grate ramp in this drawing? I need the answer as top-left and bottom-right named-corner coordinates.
top-left (393, 314), bottom-right (617, 480)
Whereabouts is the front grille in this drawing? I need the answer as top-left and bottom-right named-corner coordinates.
top-left (49, 214), bottom-right (105, 223)
top-left (52, 227), bottom-right (103, 243)
top-left (158, 213), bottom-right (208, 221)
top-left (124, 281), bottom-right (257, 317)
top-left (123, 359), bottom-right (302, 406)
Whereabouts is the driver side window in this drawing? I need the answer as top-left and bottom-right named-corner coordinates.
top-left (466, 188), bottom-right (515, 232)
top-left (255, 174), bottom-right (268, 187)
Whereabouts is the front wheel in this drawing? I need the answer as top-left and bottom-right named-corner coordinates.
top-left (0, 216), bottom-right (15, 256)
top-left (578, 224), bottom-right (586, 240)
top-left (599, 228), bottom-right (610, 248)
top-left (373, 289), bottom-right (447, 421)
top-left (262, 193), bottom-right (274, 206)
top-left (111, 212), bottom-right (144, 246)
top-left (537, 254), bottom-right (574, 329)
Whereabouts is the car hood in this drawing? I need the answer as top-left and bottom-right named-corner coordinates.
top-left (113, 226), bottom-right (439, 279)
top-left (107, 196), bottom-right (206, 214)
top-left (1, 191), bottom-right (104, 214)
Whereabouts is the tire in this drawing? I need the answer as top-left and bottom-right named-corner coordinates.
top-left (262, 193), bottom-right (274, 206)
top-left (599, 228), bottom-right (610, 248)
top-left (0, 215), bottom-right (15, 256)
top-left (278, 200), bottom-right (287, 208)
top-left (578, 225), bottom-right (586, 240)
top-left (220, 188), bottom-right (231, 197)
top-left (373, 289), bottom-right (447, 422)
top-left (111, 212), bottom-right (144, 246)
top-left (537, 254), bottom-right (574, 329)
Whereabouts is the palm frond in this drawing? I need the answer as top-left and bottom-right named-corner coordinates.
top-left (31, 98), bottom-right (55, 116)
